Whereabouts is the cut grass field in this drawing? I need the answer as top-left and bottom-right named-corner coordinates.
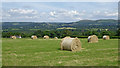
top-left (2, 38), bottom-right (118, 66)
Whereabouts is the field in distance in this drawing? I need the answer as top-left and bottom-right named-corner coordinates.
top-left (2, 38), bottom-right (118, 66)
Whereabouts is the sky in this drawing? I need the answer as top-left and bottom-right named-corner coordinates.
top-left (2, 2), bottom-right (118, 22)
top-left (1, 0), bottom-right (119, 2)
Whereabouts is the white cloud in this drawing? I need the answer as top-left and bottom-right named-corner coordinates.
top-left (68, 10), bottom-right (79, 15)
top-left (24, 16), bottom-right (39, 19)
top-left (93, 10), bottom-right (101, 14)
top-left (75, 17), bottom-right (82, 20)
top-left (47, 10), bottom-right (83, 21)
top-left (91, 10), bottom-right (118, 19)
top-left (8, 8), bottom-right (38, 14)
top-left (49, 11), bottom-right (56, 16)
top-left (48, 17), bottom-right (56, 21)
top-left (2, 8), bottom-right (118, 22)
top-left (105, 12), bottom-right (118, 16)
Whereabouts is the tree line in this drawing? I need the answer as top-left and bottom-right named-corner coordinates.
top-left (2, 29), bottom-right (120, 39)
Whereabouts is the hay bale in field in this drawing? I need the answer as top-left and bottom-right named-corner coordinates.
top-left (54, 37), bottom-right (58, 39)
top-left (31, 35), bottom-right (37, 39)
top-left (18, 35), bottom-right (22, 38)
top-left (11, 36), bottom-right (16, 39)
top-left (61, 36), bottom-right (71, 41)
top-left (60, 37), bottom-right (82, 51)
top-left (88, 35), bottom-right (98, 43)
top-left (43, 35), bottom-right (49, 39)
top-left (103, 35), bottom-right (110, 40)
top-left (16, 35), bottom-right (22, 39)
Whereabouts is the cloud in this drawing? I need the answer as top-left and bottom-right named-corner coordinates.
top-left (105, 12), bottom-right (118, 16)
top-left (2, 2), bottom-right (118, 22)
top-left (8, 8), bottom-right (38, 14)
top-left (68, 10), bottom-right (79, 15)
top-left (2, 8), bottom-right (41, 22)
top-left (2, 8), bottom-right (118, 22)
top-left (47, 10), bottom-right (83, 21)
top-left (87, 10), bottom-right (118, 20)
top-left (49, 11), bottom-right (56, 16)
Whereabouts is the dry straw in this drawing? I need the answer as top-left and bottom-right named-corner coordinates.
top-left (54, 37), bottom-right (58, 39)
top-left (103, 35), bottom-right (110, 40)
top-left (11, 36), bottom-right (16, 39)
top-left (43, 35), bottom-right (49, 39)
top-left (88, 35), bottom-right (98, 43)
top-left (60, 37), bottom-right (82, 51)
top-left (18, 35), bottom-right (22, 38)
top-left (31, 35), bottom-right (37, 39)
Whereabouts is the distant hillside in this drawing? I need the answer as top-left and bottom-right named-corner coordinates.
top-left (2, 19), bottom-right (118, 32)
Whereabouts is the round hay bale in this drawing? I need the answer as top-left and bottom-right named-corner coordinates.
top-left (103, 35), bottom-right (110, 40)
top-left (43, 35), bottom-right (49, 39)
top-left (18, 35), bottom-right (22, 38)
top-left (11, 36), bottom-right (16, 39)
top-left (54, 37), bottom-right (58, 39)
top-left (61, 36), bottom-right (71, 41)
top-left (88, 35), bottom-right (98, 43)
top-left (61, 37), bottom-right (82, 51)
top-left (31, 35), bottom-right (37, 39)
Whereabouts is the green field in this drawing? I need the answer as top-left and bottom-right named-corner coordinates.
top-left (2, 38), bottom-right (118, 66)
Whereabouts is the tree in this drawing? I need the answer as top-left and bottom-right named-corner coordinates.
top-left (33, 30), bottom-right (44, 38)
top-left (116, 28), bottom-right (120, 36)
top-left (62, 30), bottom-right (72, 37)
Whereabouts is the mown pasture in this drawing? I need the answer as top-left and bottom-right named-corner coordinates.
top-left (2, 38), bottom-right (118, 66)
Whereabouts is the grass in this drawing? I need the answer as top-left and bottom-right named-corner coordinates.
top-left (2, 38), bottom-right (118, 66)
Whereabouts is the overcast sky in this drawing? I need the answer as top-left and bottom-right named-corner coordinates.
top-left (2, 2), bottom-right (118, 22)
